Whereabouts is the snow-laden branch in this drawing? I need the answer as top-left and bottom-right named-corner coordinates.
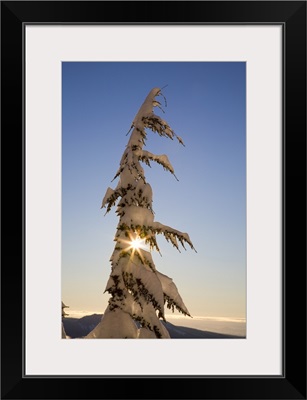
top-left (130, 87), bottom-right (185, 146)
top-left (157, 272), bottom-right (191, 317)
top-left (132, 87), bottom-right (161, 126)
top-left (85, 306), bottom-right (139, 339)
top-left (134, 149), bottom-right (179, 180)
top-left (152, 222), bottom-right (197, 253)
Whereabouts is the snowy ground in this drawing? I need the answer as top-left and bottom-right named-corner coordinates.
top-left (63, 313), bottom-right (246, 339)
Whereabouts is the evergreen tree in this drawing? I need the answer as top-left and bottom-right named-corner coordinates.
top-left (86, 88), bottom-right (196, 339)
top-left (62, 301), bottom-right (69, 338)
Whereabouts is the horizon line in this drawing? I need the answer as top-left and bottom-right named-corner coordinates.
top-left (64, 310), bottom-right (246, 323)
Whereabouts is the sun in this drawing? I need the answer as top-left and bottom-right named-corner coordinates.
top-left (130, 237), bottom-right (143, 250)
top-left (118, 234), bottom-right (149, 257)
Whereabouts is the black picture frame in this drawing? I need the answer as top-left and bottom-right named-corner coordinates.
top-left (1, 1), bottom-right (306, 399)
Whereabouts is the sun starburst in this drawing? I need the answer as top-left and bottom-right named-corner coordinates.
top-left (130, 237), bottom-right (143, 250)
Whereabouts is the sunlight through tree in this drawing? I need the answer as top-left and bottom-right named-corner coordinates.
top-left (86, 88), bottom-right (196, 339)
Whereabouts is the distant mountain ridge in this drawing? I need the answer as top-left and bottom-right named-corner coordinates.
top-left (63, 314), bottom-right (243, 339)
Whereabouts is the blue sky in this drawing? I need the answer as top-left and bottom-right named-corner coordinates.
top-left (62, 62), bottom-right (246, 322)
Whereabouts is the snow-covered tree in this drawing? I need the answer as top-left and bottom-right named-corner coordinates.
top-left (62, 301), bottom-right (69, 338)
top-left (86, 88), bottom-right (196, 339)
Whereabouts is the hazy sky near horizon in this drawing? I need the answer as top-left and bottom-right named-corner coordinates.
top-left (62, 62), bottom-right (246, 320)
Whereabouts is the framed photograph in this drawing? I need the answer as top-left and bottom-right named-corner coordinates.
top-left (1, 1), bottom-right (306, 399)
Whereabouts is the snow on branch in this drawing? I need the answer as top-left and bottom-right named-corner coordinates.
top-left (134, 149), bottom-right (179, 180)
top-left (156, 272), bottom-right (191, 317)
top-left (134, 149), bottom-right (172, 172)
top-left (101, 185), bottom-right (132, 214)
top-left (123, 255), bottom-right (165, 316)
top-left (142, 115), bottom-right (185, 146)
top-left (86, 306), bottom-right (139, 339)
top-left (128, 298), bottom-right (169, 338)
top-left (129, 87), bottom-right (185, 146)
top-left (132, 87), bottom-right (161, 126)
top-left (152, 222), bottom-right (197, 253)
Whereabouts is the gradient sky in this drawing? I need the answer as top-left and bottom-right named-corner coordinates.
top-left (62, 62), bottom-right (246, 321)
